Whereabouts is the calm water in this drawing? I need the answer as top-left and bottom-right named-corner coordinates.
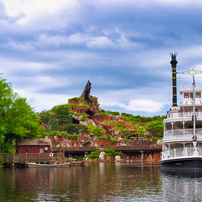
top-left (0, 163), bottom-right (202, 201)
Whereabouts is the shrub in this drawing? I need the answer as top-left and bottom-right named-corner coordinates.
top-left (2, 142), bottom-right (15, 153)
top-left (97, 112), bottom-right (109, 117)
top-left (0, 158), bottom-right (4, 165)
top-left (120, 138), bottom-right (131, 141)
top-left (68, 134), bottom-right (78, 140)
top-left (115, 151), bottom-right (123, 157)
top-left (88, 151), bottom-right (101, 159)
top-left (107, 111), bottom-right (120, 116)
top-left (69, 97), bottom-right (82, 101)
top-left (88, 123), bottom-right (105, 137)
top-left (104, 148), bottom-right (115, 157)
top-left (110, 138), bottom-right (117, 143)
top-left (40, 132), bottom-right (51, 138)
top-left (52, 131), bottom-right (59, 136)
top-left (60, 131), bottom-right (68, 136)
top-left (80, 116), bottom-right (88, 122)
top-left (97, 137), bottom-right (108, 140)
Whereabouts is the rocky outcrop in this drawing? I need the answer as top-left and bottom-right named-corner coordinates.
top-left (97, 115), bottom-right (111, 122)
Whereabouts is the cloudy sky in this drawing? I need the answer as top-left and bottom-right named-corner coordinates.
top-left (1, 0), bottom-right (202, 116)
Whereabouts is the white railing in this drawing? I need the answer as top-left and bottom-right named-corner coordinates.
top-left (164, 129), bottom-right (202, 139)
top-left (167, 111), bottom-right (202, 119)
top-left (161, 147), bottom-right (202, 160)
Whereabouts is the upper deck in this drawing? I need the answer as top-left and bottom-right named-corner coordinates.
top-left (166, 85), bottom-right (202, 120)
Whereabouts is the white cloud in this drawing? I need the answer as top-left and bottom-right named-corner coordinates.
top-left (15, 90), bottom-right (72, 112)
top-left (99, 101), bottom-right (126, 108)
top-left (3, 0), bottom-right (78, 25)
top-left (125, 99), bottom-right (165, 113)
top-left (100, 98), bottom-right (165, 113)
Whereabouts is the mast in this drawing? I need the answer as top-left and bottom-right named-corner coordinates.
top-left (170, 53), bottom-right (178, 109)
top-left (191, 69), bottom-right (196, 140)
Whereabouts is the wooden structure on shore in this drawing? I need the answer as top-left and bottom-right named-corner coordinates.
top-left (1, 144), bottom-right (162, 166)
top-left (1, 153), bottom-right (50, 166)
top-left (52, 145), bottom-right (162, 153)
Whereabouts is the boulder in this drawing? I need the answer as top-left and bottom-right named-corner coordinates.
top-left (99, 151), bottom-right (105, 161)
top-left (114, 155), bottom-right (121, 162)
top-left (157, 140), bottom-right (162, 146)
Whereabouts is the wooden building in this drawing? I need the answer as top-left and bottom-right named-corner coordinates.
top-left (16, 138), bottom-right (52, 154)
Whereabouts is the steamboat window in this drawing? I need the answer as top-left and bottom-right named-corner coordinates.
top-left (196, 93), bottom-right (201, 98)
top-left (190, 93), bottom-right (193, 98)
top-left (184, 93), bottom-right (189, 98)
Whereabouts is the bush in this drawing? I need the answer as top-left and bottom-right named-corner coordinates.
top-left (97, 112), bottom-right (109, 117)
top-left (40, 132), bottom-right (51, 138)
top-left (68, 134), bottom-right (78, 140)
top-left (0, 158), bottom-right (4, 165)
top-left (80, 116), bottom-right (88, 122)
top-left (104, 148), bottom-right (115, 157)
top-left (2, 142), bottom-right (15, 153)
top-left (88, 151), bottom-right (101, 159)
top-left (110, 138), bottom-right (117, 143)
top-left (69, 97), bottom-right (82, 101)
top-left (60, 131), bottom-right (68, 136)
top-left (88, 123), bottom-right (105, 137)
top-left (97, 137), bottom-right (108, 140)
top-left (107, 111), bottom-right (120, 116)
top-left (115, 151), bottom-right (123, 157)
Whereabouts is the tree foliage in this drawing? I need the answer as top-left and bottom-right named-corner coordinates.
top-left (147, 121), bottom-right (164, 138)
top-left (88, 123), bottom-right (105, 137)
top-left (0, 74), bottom-right (42, 150)
top-left (88, 150), bottom-right (100, 159)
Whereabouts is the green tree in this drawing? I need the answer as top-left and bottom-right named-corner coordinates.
top-left (88, 123), bottom-right (105, 137)
top-left (122, 129), bottom-right (132, 139)
top-left (147, 121), bottom-right (164, 138)
top-left (39, 110), bottom-right (51, 132)
top-left (0, 74), bottom-right (42, 152)
top-left (55, 105), bottom-right (72, 128)
top-left (64, 123), bottom-right (88, 134)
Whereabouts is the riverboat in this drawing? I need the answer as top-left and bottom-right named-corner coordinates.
top-left (160, 53), bottom-right (202, 171)
top-left (27, 162), bottom-right (70, 168)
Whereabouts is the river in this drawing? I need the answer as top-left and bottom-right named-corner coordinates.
top-left (0, 163), bottom-right (202, 201)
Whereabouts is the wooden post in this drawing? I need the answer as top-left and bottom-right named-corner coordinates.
top-left (12, 153), bottom-right (14, 167)
top-left (25, 152), bottom-right (27, 162)
top-left (140, 151), bottom-right (144, 162)
top-left (38, 152), bottom-right (40, 163)
top-left (63, 142), bottom-right (65, 162)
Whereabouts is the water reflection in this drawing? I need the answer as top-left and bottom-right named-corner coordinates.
top-left (2, 163), bottom-right (202, 201)
top-left (162, 171), bottom-right (202, 202)
top-left (0, 163), bottom-right (163, 201)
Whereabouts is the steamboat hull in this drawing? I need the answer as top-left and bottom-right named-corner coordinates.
top-left (160, 157), bottom-right (202, 172)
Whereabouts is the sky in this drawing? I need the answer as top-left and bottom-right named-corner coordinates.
top-left (1, 0), bottom-right (202, 116)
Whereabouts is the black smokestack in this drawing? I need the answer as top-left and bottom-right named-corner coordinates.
top-left (170, 53), bottom-right (178, 108)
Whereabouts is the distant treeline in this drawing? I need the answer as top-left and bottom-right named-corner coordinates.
top-left (104, 110), bottom-right (166, 122)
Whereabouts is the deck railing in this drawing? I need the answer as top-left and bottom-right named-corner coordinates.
top-left (52, 147), bottom-right (97, 152)
top-left (161, 146), bottom-right (202, 160)
top-left (164, 129), bottom-right (202, 139)
top-left (167, 111), bottom-right (202, 119)
top-left (1, 153), bottom-right (50, 164)
top-left (115, 145), bottom-right (162, 151)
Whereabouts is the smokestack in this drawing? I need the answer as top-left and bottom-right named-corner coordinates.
top-left (170, 53), bottom-right (178, 108)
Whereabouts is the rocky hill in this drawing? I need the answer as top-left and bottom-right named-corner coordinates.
top-left (39, 81), bottom-right (165, 149)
